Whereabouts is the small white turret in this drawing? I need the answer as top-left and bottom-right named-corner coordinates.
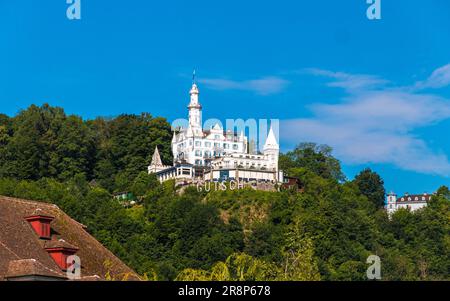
top-left (386, 191), bottom-right (397, 216)
top-left (386, 191), bottom-right (397, 204)
top-left (263, 126), bottom-right (279, 151)
top-left (263, 126), bottom-right (279, 172)
top-left (148, 146), bottom-right (170, 173)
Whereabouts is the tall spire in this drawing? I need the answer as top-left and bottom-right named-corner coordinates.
top-left (150, 146), bottom-right (163, 167)
top-left (187, 71), bottom-right (202, 136)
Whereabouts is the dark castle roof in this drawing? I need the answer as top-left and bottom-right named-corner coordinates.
top-left (397, 194), bottom-right (432, 203)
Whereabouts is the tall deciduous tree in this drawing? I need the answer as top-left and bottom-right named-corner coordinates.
top-left (353, 168), bottom-right (386, 209)
top-left (279, 143), bottom-right (346, 182)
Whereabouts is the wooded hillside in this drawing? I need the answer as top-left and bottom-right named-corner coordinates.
top-left (0, 104), bottom-right (448, 280)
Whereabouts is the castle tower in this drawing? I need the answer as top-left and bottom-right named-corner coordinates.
top-left (187, 72), bottom-right (202, 137)
top-left (263, 125), bottom-right (279, 172)
top-left (386, 191), bottom-right (397, 215)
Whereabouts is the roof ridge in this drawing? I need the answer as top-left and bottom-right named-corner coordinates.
top-left (0, 196), bottom-right (59, 209)
top-left (9, 259), bottom-right (66, 278)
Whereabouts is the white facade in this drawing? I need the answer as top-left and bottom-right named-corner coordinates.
top-left (148, 80), bottom-right (281, 184)
top-left (172, 82), bottom-right (248, 166)
top-left (385, 192), bottom-right (431, 215)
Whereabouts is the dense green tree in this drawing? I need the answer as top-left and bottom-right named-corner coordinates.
top-left (245, 222), bottom-right (283, 261)
top-left (0, 104), bottom-right (172, 192)
top-left (130, 171), bottom-right (158, 198)
top-left (90, 113), bottom-right (172, 191)
top-left (279, 143), bottom-right (346, 182)
top-left (353, 168), bottom-right (386, 209)
top-left (436, 185), bottom-right (450, 199)
top-left (0, 105), bottom-right (96, 180)
top-left (0, 114), bottom-right (11, 146)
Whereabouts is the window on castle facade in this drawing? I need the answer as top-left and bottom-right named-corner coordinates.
top-left (195, 150), bottom-right (202, 156)
top-left (195, 141), bottom-right (201, 147)
top-left (205, 142), bottom-right (211, 147)
top-left (233, 144), bottom-right (238, 150)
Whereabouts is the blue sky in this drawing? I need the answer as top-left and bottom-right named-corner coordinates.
top-left (1, 0), bottom-right (450, 195)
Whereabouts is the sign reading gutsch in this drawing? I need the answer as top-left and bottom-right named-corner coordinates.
top-left (197, 180), bottom-right (250, 192)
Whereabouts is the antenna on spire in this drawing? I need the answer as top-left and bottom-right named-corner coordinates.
top-left (192, 69), bottom-right (196, 84)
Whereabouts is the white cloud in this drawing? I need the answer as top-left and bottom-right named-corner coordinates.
top-left (415, 63), bottom-right (450, 89)
top-left (305, 68), bottom-right (389, 92)
top-left (199, 76), bottom-right (289, 95)
top-left (282, 67), bottom-right (450, 177)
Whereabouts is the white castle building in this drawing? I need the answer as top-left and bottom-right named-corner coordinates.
top-left (385, 192), bottom-right (431, 215)
top-left (148, 80), bottom-right (283, 185)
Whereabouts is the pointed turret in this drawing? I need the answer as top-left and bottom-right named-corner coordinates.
top-left (151, 146), bottom-right (163, 167)
top-left (148, 146), bottom-right (170, 174)
top-left (263, 126), bottom-right (279, 151)
top-left (263, 125), bottom-right (279, 172)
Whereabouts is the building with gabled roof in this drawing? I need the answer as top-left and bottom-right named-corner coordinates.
top-left (385, 192), bottom-right (432, 215)
top-left (0, 196), bottom-right (141, 281)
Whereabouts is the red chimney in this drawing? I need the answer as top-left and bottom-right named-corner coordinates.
top-left (25, 209), bottom-right (54, 239)
top-left (45, 239), bottom-right (79, 271)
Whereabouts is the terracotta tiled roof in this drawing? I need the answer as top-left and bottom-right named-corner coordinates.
top-left (0, 196), bottom-right (141, 281)
top-left (79, 275), bottom-right (102, 281)
top-left (44, 239), bottom-right (79, 251)
top-left (5, 259), bottom-right (66, 280)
